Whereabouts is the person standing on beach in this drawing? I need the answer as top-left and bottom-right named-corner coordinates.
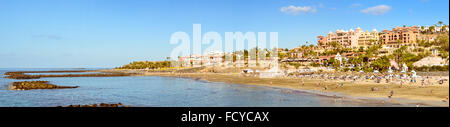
top-left (421, 78), bottom-right (425, 88)
top-left (333, 95), bottom-right (337, 103)
top-left (400, 80), bottom-right (403, 88)
top-left (389, 90), bottom-right (394, 98)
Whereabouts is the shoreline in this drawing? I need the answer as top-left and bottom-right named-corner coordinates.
top-left (3, 70), bottom-right (136, 79)
top-left (2, 69), bottom-right (448, 107)
top-left (135, 71), bottom-right (449, 107)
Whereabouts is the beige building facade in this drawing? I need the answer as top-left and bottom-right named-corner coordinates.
top-left (318, 27), bottom-right (379, 49)
top-left (379, 26), bottom-right (419, 48)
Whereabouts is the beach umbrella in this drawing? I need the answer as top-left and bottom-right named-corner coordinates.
top-left (411, 70), bottom-right (417, 78)
top-left (411, 70), bottom-right (416, 74)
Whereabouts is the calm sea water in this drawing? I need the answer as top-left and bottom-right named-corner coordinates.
top-left (0, 68), bottom-right (412, 107)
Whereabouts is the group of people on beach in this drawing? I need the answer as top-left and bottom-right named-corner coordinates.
top-left (289, 73), bottom-right (448, 88)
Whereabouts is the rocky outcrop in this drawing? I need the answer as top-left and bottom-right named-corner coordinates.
top-left (4, 70), bottom-right (134, 79)
top-left (58, 103), bottom-right (130, 107)
top-left (9, 81), bottom-right (79, 90)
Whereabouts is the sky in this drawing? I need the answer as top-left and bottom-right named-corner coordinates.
top-left (0, 0), bottom-right (449, 68)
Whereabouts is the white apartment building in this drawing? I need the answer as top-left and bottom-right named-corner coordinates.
top-left (178, 50), bottom-right (225, 67)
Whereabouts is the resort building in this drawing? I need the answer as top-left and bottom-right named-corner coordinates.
top-left (317, 52), bottom-right (362, 66)
top-left (357, 29), bottom-right (380, 48)
top-left (287, 45), bottom-right (319, 59)
top-left (418, 34), bottom-right (439, 42)
top-left (317, 35), bottom-right (327, 48)
top-left (379, 26), bottom-right (420, 48)
top-left (178, 50), bottom-right (278, 68)
top-left (419, 25), bottom-right (449, 34)
top-left (178, 50), bottom-right (225, 67)
top-left (317, 27), bottom-right (379, 49)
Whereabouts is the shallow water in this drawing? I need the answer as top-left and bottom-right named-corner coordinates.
top-left (25, 72), bottom-right (101, 75)
top-left (0, 68), bottom-right (413, 107)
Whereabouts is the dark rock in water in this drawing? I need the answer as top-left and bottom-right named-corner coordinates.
top-left (9, 81), bottom-right (79, 90)
top-left (60, 103), bottom-right (129, 107)
top-left (4, 70), bottom-right (133, 79)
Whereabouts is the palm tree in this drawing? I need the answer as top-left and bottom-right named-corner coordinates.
top-left (329, 41), bottom-right (340, 49)
top-left (368, 39), bottom-right (377, 45)
top-left (264, 48), bottom-right (271, 59)
top-left (421, 26), bottom-right (425, 30)
top-left (442, 25), bottom-right (448, 32)
top-left (429, 25), bottom-right (436, 33)
top-left (317, 41), bottom-right (324, 47)
top-left (438, 21), bottom-right (444, 27)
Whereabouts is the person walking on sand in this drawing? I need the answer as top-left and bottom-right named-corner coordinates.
top-left (340, 82), bottom-right (344, 87)
top-left (388, 90), bottom-right (394, 98)
top-left (421, 78), bottom-right (425, 88)
top-left (333, 95), bottom-right (337, 103)
top-left (400, 80), bottom-right (403, 88)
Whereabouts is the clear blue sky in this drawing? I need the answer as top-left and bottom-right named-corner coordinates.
top-left (0, 0), bottom-right (448, 68)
